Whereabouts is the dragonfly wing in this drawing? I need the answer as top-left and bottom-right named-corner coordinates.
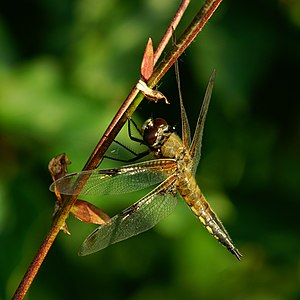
top-left (174, 57), bottom-right (191, 148)
top-left (78, 175), bottom-right (177, 256)
top-left (190, 70), bottom-right (215, 175)
top-left (49, 159), bottom-right (177, 196)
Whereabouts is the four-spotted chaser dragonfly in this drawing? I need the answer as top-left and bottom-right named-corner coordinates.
top-left (50, 70), bottom-right (242, 260)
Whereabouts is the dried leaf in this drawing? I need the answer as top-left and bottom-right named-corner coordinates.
top-left (141, 38), bottom-right (154, 81)
top-left (48, 153), bottom-right (71, 182)
top-left (136, 79), bottom-right (169, 104)
top-left (48, 154), bottom-right (72, 233)
top-left (71, 199), bottom-right (110, 225)
top-left (49, 154), bottom-right (110, 231)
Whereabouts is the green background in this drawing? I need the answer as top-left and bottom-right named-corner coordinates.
top-left (1, 0), bottom-right (300, 299)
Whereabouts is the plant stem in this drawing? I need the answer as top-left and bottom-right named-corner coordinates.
top-left (12, 210), bottom-right (67, 299)
top-left (150, 0), bottom-right (222, 88)
top-left (154, 0), bottom-right (190, 65)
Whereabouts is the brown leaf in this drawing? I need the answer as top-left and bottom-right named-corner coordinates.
top-left (48, 153), bottom-right (71, 182)
top-left (141, 38), bottom-right (154, 81)
top-left (136, 79), bottom-right (169, 104)
top-left (48, 154), bottom-right (73, 233)
top-left (48, 154), bottom-right (110, 232)
top-left (71, 199), bottom-right (111, 225)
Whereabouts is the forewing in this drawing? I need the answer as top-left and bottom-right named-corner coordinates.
top-left (190, 70), bottom-right (215, 175)
top-left (49, 159), bottom-right (177, 196)
top-left (175, 57), bottom-right (191, 148)
top-left (78, 175), bottom-right (177, 256)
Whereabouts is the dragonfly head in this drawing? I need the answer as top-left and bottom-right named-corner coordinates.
top-left (141, 117), bottom-right (174, 151)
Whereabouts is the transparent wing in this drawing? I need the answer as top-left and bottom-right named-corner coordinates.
top-left (190, 70), bottom-right (215, 175)
top-left (49, 159), bottom-right (177, 196)
top-left (175, 57), bottom-right (191, 149)
top-left (78, 175), bottom-right (177, 256)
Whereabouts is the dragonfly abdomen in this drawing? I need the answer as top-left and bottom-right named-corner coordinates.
top-left (177, 172), bottom-right (242, 260)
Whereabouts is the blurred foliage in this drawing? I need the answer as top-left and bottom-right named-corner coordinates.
top-left (1, 0), bottom-right (300, 299)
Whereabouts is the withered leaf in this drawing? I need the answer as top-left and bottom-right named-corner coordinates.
top-left (71, 199), bottom-right (110, 225)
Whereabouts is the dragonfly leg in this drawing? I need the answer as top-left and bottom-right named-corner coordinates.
top-left (102, 119), bottom-right (150, 163)
top-left (127, 117), bottom-right (144, 144)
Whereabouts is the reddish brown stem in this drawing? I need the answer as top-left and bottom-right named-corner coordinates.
top-left (12, 1), bottom-right (222, 299)
top-left (12, 219), bottom-right (63, 299)
top-left (149, 0), bottom-right (222, 88)
top-left (154, 0), bottom-right (190, 65)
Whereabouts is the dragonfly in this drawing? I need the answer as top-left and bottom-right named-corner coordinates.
top-left (50, 69), bottom-right (242, 260)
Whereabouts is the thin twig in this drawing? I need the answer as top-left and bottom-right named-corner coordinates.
top-left (154, 0), bottom-right (190, 65)
top-left (149, 0), bottom-right (222, 88)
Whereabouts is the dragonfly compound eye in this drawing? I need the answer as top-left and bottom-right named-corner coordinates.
top-left (142, 118), bottom-right (172, 148)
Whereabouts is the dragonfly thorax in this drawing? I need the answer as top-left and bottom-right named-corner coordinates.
top-left (141, 117), bottom-right (174, 155)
